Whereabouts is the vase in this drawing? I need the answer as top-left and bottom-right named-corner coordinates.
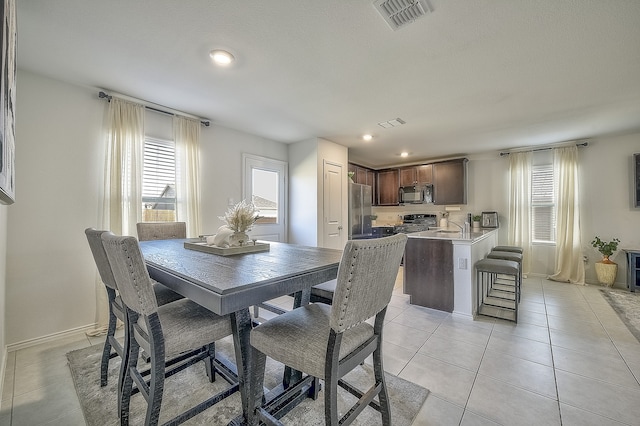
top-left (228, 231), bottom-right (250, 247)
top-left (595, 260), bottom-right (617, 287)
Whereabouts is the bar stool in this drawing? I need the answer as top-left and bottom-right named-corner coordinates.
top-left (487, 250), bottom-right (523, 302)
top-left (492, 245), bottom-right (523, 254)
top-left (475, 258), bottom-right (520, 323)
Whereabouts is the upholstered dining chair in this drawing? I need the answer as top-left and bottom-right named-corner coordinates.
top-left (136, 221), bottom-right (187, 241)
top-left (101, 232), bottom-right (239, 426)
top-left (249, 233), bottom-right (408, 426)
top-left (84, 228), bottom-right (184, 387)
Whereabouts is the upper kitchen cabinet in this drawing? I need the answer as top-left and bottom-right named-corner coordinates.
top-left (433, 158), bottom-right (468, 205)
top-left (349, 163), bottom-right (376, 203)
top-left (377, 169), bottom-right (400, 205)
top-left (348, 163), bottom-right (375, 186)
top-left (400, 164), bottom-right (433, 186)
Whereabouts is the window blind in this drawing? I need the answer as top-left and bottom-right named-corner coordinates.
top-left (531, 164), bottom-right (555, 242)
top-left (142, 138), bottom-right (176, 215)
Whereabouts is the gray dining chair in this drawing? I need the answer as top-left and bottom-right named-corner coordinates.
top-left (136, 221), bottom-right (187, 241)
top-left (101, 232), bottom-right (239, 426)
top-left (249, 233), bottom-right (408, 426)
top-left (84, 228), bottom-right (184, 387)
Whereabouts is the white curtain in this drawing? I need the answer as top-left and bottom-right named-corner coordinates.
top-left (549, 146), bottom-right (585, 284)
top-left (508, 151), bottom-right (532, 276)
top-left (174, 115), bottom-right (201, 238)
top-left (89, 98), bottom-right (145, 335)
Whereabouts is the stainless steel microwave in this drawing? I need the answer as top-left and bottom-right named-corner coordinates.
top-left (399, 185), bottom-right (433, 204)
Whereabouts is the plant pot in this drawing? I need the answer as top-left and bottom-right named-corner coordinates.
top-left (594, 260), bottom-right (617, 287)
top-left (473, 221), bottom-right (481, 231)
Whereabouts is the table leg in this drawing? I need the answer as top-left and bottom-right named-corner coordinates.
top-left (230, 308), bottom-right (258, 426)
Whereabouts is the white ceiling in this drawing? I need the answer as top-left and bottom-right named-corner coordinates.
top-left (16, 0), bottom-right (640, 168)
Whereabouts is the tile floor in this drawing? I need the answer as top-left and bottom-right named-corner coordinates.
top-left (2, 272), bottom-right (640, 425)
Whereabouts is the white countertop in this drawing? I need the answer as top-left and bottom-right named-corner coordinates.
top-left (407, 227), bottom-right (499, 244)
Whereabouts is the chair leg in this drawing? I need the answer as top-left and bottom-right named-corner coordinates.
top-left (101, 309), bottom-right (118, 386)
top-left (204, 342), bottom-right (216, 383)
top-left (120, 334), bottom-right (139, 426)
top-left (145, 341), bottom-right (165, 426)
top-left (324, 330), bottom-right (342, 425)
top-left (373, 343), bottom-right (391, 425)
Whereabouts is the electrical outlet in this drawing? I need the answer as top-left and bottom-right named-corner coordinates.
top-left (458, 258), bottom-right (467, 269)
top-left (583, 255), bottom-right (588, 262)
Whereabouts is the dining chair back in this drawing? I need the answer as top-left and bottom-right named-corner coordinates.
top-left (85, 228), bottom-right (185, 387)
top-left (101, 232), bottom-right (238, 426)
top-left (85, 228), bottom-right (126, 387)
top-left (136, 221), bottom-right (187, 241)
top-left (249, 233), bottom-right (407, 426)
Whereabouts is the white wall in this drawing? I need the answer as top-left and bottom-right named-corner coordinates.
top-left (580, 134), bottom-right (640, 287)
top-left (5, 70), bottom-right (289, 345)
top-left (288, 139), bottom-right (318, 246)
top-left (198, 121), bottom-right (288, 235)
top-left (288, 138), bottom-right (348, 248)
top-left (7, 70), bottom-right (104, 345)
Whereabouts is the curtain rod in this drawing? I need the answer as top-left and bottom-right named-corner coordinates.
top-left (98, 91), bottom-right (210, 127)
top-left (499, 141), bottom-right (588, 157)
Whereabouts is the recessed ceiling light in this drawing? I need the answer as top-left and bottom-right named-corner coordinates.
top-left (362, 134), bottom-right (373, 141)
top-left (400, 152), bottom-right (409, 157)
top-left (209, 49), bottom-right (235, 66)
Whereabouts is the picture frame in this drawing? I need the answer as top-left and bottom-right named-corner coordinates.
top-left (0, 0), bottom-right (16, 205)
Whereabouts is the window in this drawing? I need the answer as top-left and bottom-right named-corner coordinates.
top-left (142, 138), bottom-right (176, 222)
top-left (531, 164), bottom-right (555, 243)
top-left (243, 154), bottom-right (288, 242)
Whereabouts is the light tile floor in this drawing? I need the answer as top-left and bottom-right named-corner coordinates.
top-left (2, 272), bottom-right (640, 425)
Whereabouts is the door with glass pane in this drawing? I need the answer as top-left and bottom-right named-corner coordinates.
top-left (242, 154), bottom-right (288, 242)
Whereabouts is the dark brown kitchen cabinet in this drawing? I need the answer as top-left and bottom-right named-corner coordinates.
top-left (404, 238), bottom-right (454, 312)
top-left (376, 169), bottom-right (400, 205)
top-left (349, 163), bottom-right (376, 204)
top-left (433, 158), bottom-right (468, 205)
top-left (400, 164), bottom-right (433, 186)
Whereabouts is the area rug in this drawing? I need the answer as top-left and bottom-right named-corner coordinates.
top-left (67, 338), bottom-right (429, 425)
top-left (600, 288), bottom-right (640, 342)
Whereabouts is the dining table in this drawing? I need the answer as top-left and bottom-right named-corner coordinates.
top-left (138, 238), bottom-right (343, 425)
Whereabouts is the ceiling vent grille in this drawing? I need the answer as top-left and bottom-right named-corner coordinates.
top-left (373, 0), bottom-right (432, 31)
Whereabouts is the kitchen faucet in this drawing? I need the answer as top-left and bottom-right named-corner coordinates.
top-left (448, 220), bottom-right (470, 235)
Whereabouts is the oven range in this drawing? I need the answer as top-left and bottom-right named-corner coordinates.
top-left (393, 214), bottom-right (437, 234)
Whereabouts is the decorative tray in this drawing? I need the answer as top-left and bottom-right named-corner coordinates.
top-left (184, 241), bottom-right (270, 256)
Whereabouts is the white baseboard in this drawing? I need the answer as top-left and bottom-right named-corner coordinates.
top-left (6, 323), bottom-right (97, 352)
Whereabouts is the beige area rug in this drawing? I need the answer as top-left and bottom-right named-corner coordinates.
top-left (67, 338), bottom-right (429, 425)
top-left (600, 288), bottom-right (640, 342)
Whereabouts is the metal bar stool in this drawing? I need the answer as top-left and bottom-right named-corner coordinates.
top-left (476, 258), bottom-right (520, 323)
top-left (487, 250), bottom-right (523, 302)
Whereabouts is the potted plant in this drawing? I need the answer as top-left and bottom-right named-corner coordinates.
top-left (591, 236), bottom-right (621, 287)
top-left (370, 214), bottom-right (378, 226)
top-left (472, 215), bottom-right (482, 230)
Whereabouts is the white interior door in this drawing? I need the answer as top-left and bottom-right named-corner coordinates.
top-left (242, 154), bottom-right (288, 242)
top-left (323, 161), bottom-right (344, 249)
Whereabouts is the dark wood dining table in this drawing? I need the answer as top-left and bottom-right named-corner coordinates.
top-left (138, 238), bottom-right (343, 425)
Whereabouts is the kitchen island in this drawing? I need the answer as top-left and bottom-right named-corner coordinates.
top-left (403, 228), bottom-right (499, 318)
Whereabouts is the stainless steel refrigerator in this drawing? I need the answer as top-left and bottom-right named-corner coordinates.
top-left (348, 182), bottom-right (373, 239)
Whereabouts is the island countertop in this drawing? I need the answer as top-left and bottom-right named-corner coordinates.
top-left (406, 228), bottom-right (499, 244)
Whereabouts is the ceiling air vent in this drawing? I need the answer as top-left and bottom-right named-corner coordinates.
top-left (373, 0), bottom-right (432, 31)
